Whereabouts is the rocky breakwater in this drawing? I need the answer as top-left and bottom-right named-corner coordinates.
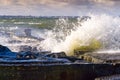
top-left (78, 51), bottom-right (120, 80)
top-left (0, 45), bottom-right (94, 80)
top-left (79, 51), bottom-right (120, 63)
top-left (1, 44), bottom-right (120, 80)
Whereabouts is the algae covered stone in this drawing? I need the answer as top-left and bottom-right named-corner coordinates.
top-left (68, 39), bottom-right (102, 56)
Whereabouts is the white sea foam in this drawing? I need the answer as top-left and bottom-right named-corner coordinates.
top-left (41, 14), bottom-right (120, 55)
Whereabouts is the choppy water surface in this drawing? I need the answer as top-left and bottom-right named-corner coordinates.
top-left (0, 16), bottom-right (78, 52)
top-left (0, 15), bottom-right (120, 56)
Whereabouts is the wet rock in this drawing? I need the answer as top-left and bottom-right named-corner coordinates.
top-left (45, 52), bottom-right (67, 58)
top-left (80, 52), bottom-right (120, 63)
top-left (45, 52), bottom-right (82, 62)
top-left (0, 45), bottom-right (69, 61)
top-left (39, 51), bottom-right (51, 54)
top-left (64, 56), bottom-right (83, 62)
top-left (24, 28), bottom-right (44, 41)
top-left (16, 51), bottom-right (71, 63)
top-left (13, 28), bottom-right (44, 42)
top-left (17, 50), bottom-right (51, 60)
top-left (19, 45), bottom-right (38, 52)
top-left (0, 45), bottom-right (17, 58)
top-left (17, 51), bottom-right (39, 60)
top-left (45, 52), bottom-right (71, 61)
top-left (0, 45), bottom-right (11, 52)
top-left (19, 45), bottom-right (32, 52)
top-left (24, 29), bottom-right (32, 37)
top-left (74, 50), bottom-right (92, 57)
top-left (2, 45), bottom-right (120, 80)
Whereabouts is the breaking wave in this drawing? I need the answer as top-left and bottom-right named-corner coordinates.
top-left (41, 14), bottom-right (120, 56)
top-left (0, 14), bottom-right (120, 56)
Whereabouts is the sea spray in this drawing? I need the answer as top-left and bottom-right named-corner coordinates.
top-left (49, 14), bottom-right (120, 56)
top-left (39, 17), bottom-right (78, 51)
top-left (0, 15), bottom-right (120, 55)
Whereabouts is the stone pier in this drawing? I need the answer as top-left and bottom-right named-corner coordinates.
top-left (0, 63), bottom-right (120, 80)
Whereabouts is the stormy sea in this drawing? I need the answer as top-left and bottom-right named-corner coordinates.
top-left (0, 15), bottom-right (120, 55)
top-left (1, 0), bottom-right (120, 80)
top-left (1, 15), bottom-right (120, 80)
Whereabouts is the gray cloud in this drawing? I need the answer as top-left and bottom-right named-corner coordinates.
top-left (0, 0), bottom-right (119, 6)
top-left (0, 0), bottom-right (119, 16)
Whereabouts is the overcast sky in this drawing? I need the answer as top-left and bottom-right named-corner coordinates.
top-left (0, 0), bottom-right (120, 16)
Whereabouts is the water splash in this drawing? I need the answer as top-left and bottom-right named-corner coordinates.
top-left (0, 15), bottom-right (120, 56)
top-left (44, 14), bottom-right (120, 56)
top-left (40, 17), bottom-right (79, 51)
